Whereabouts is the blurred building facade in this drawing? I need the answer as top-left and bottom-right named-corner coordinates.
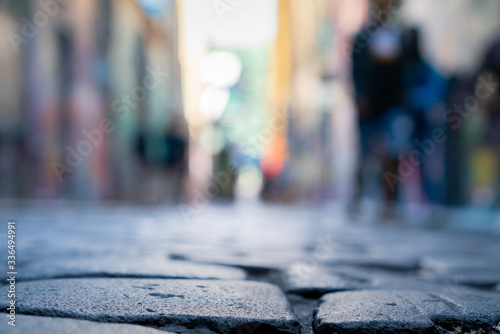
top-left (0, 0), bottom-right (186, 202)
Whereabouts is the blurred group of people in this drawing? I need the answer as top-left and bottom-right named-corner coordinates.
top-left (351, 0), bottom-right (500, 219)
top-left (350, 0), bottom-right (454, 218)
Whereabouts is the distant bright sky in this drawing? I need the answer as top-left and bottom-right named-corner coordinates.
top-left (182, 0), bottom-right (278, 49)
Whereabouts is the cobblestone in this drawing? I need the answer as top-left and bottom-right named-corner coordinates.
top-left (0, 315), bottom-right (173, 334)
top-left (0, 278), bottom-right (300, 334)
top-left (314, 290), bottom-right (500, 333)
top-left (1, 204), bottom-right (500, 333)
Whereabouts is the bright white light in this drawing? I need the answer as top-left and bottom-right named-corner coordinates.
top-left (236, 165), bottom-right (263, 199)
top-left (369, 28), bottom-right (402, 60)
top-left (199, 86), bottom-right (230, 121)
top-left (200, 51), bottom-right (242, 88)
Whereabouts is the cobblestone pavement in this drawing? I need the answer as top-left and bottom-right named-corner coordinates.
top-left (1, 202), bottom-right (500, 333)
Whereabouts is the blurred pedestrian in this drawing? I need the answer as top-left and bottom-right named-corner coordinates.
top-left (350, 0), bottom-right (412, 219)
top-left (401, 27), bottom-right (448, 205)
top-left (163, 115), bottom-right (189, 203)
top-left (134, 114), bottom-right (189, 204)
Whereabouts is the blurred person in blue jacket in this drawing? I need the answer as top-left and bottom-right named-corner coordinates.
top-left (401, 27), bottom-right (448, 206)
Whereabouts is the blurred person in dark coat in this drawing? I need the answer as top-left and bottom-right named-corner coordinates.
top-left (350, 0), bottom-right (413, 219)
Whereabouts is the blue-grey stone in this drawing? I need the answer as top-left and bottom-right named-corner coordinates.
top-left (0, 315), bottom-right (172, 334)
top-left (284, 264), bottom-right (443, 297)
top-left (314, 289), bottom-right (500, 333)
top-left (9, 258), bottom-right (246, 281)
top-left (0, 278), bottom-right (300, 334)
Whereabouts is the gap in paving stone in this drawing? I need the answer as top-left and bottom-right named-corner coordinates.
top-left (239, 266), bottom-right (322, 334)
top-left (432, 320), bottom-right (500, 334)
top-left (287, 294), bottom-right (321, 334)
top-left (246, 268), bottom-right (324, 334)
top-left (168, 254), bottom-right (276, 276)
top-left (246, 269), bottom-right (284, 286)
